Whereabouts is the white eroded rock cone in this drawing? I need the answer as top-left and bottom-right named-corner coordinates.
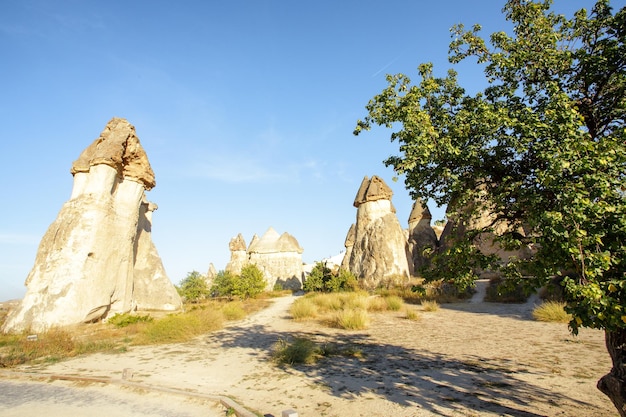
top-left (2, 118), bottom-right (181, 333)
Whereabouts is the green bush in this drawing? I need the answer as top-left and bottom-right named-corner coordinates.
top-left (484, 277), bottom-right (529, 303)
top-left (272, 337), bottom-right (321, 365)
top-left (211, 270), bottom-right (236, 297)
top-left (232, 264), bottom-right (267, 299)
top-left (107, 313), bottom-right (153, 328)
top-left (303, 262), bottom-right (358, 293)
top-left (177, 271), bottom-right (210, 303)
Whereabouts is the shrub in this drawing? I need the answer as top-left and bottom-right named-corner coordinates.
top-left (484, 277), bottom-right (529, 303)
top-left (422, 300), bottom-right (440, 312)
top-left (232, 264), bottom-right (267, 299)
top-left (303, 262), bottom-right (358, 293)
top-left (532, 301), bottom-right (572, 323)
top-left (211, 270), bottom-right (236, 298)
top-left (303, 262), bottom-right (330, 292)
top-left (177, 271), bottom-right (210, 303)
top-left (405, 308), bottom-right (420, 321)
top-left (366, 297), bottom-right (388, 312)
top-left (341, 292), bottom-right (369, 310)
top-left (290, 298), bottom-right (318, 320)
top-left (384, 295), bottom-right (404, 311)
top-left (331, 309), bottom-right (370, 330)
top-left (107, 313), bottom-right (153, 328)
top-left (272, 337), bottom-right (321, 365)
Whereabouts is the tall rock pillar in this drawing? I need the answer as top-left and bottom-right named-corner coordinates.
top-left (2, 118), bottom-right (181, 333)
top-left (344, 176), bottom-right (411, 289)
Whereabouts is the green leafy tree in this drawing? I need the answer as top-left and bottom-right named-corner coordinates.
top-left (177, 271), bottom-right (210, 303)
top-left (232, 264), bottom-right (267, 299)
top-left (210, 270), bottom-right (236, 298)
top-left (355, 0), bottom-right (626, 412)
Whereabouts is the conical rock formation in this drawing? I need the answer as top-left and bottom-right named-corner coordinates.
top-left (2, 118), bottom-right (181, 333)
top-left (407, 200), bottom-right (439, 274)
top-left (344, 176), bottom-right (410, 289)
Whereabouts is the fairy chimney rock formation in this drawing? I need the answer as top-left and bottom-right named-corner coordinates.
top-left (407, 200), bottom-right (439, 273)
top-left (2, 118), bottom-right (181, 333)
top-left (247, 227), bottom-right (304, 290)
top-left (340, 223), bottom-right (356, 271)
top-left (205, 263), bottom-right (217, 288)
top-left (344, 176), bottom-right (411, 288)
top-left (225, 233), bottom-right (248, 276)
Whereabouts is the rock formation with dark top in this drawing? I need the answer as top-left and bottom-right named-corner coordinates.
top-left (343, 176), bottom-right (411, 289)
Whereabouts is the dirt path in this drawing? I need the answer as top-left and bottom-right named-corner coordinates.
top-left (9, 294), bottom-right (617, 416)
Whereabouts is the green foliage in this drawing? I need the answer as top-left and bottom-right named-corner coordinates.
top-left (232, 264), bottom-right (267, 299)
top-left (272, 337), bottom-right (321, 365)
top-left (210, 265), bottom-right (267, 299)
top-left (210, 270), bottom-right (236, 298)
top-left (303, 262), bottom-right (358, 292)
top-left (484, 277), bottom-right (530, 303)
top-left (107, 313), bottom-right (153, 328)
top-left (177, 271), bottom-right (210, 303)
top-left (355, 0), bottom-right (626, 336)
top-left (272, 337), bottom-right (363, 366)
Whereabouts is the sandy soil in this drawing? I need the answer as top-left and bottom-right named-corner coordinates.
top-left (4, 293), bottom-right (617, 417)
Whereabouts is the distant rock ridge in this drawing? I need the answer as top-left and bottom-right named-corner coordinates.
top-left (2, 118), bottom-right (181, 333)
top-left (225, 227), bottom-right (304, 290)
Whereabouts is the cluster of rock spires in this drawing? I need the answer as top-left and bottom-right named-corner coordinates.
top-left (1, 118), bottom-right (527, 333)
top-left (2, 118), bottom-right (181, 333)
top-left (221, 227), bottom-right (304, 290)
top-left (339, 175), bottom-right (528, 289)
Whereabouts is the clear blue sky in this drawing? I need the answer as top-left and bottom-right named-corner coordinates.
top-left (1, 0), bottom-right (616, 301)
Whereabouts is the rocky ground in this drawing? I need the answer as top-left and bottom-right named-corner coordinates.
top-left (1, 294), bottom-right (616, 417)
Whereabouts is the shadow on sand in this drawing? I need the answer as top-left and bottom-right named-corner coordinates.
top-left (204, 320), bottom-right (595, 417)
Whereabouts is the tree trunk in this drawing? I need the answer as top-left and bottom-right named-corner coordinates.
top-left (598, 329), bottom-right (626, 416)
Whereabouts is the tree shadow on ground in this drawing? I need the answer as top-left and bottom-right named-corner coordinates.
top-left (204, 323), bottom-right (597, 416)
top-left (441, 301), bottom-right (539, 321)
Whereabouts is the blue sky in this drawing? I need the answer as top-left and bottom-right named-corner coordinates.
top-left (0, 0), bottom-right (616, 301)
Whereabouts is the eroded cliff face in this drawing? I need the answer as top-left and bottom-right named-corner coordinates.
top-left (344, 176), bottom-right (411, 289)
top-left (2, 118), bottom-right (181, 333)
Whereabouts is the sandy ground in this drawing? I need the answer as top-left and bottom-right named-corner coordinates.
top-left (2, 291), bottom-right (617, 417)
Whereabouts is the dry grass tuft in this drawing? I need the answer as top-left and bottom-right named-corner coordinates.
top-left (404, 308), bottom-right (420, 321)
top-left (422, 300), bottom-right (440, 312)
top-left (330, 308), bottom-right (370, 330)
top-left (532, 301), bottom-right (572, 323)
